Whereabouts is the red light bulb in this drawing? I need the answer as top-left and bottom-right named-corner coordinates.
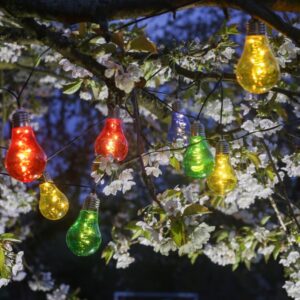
top-left (5, 109), bottom-right (47, 183)
top-left (94, 115), bottom-right (128, 162)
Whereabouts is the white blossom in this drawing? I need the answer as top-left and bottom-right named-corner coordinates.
top-left (204, 242), bottom-right (237, 266)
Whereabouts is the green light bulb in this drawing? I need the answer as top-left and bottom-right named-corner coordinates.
top-left (66, 193), bottom-right (102, 256)
top-left (183, 121), bottom-right (214, 178)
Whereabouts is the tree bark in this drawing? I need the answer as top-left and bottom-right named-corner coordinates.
top-left (0, 0), bottom-right (300, 23)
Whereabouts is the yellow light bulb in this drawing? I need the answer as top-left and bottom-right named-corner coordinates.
top-left (236, 19), bottom-right (280, 94)
top-left (207, 140), bottom-right (237, 196)
top-left (39, 181), bottom-right (69, 221)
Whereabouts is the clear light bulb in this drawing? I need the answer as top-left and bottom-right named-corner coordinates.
top-left (236, 18), bottom-right (280, 94)
top-left (167, 100), bottom-right (191, 146)
top-left (94, 108), bottom-right (128, 161)
top-left (207, 140), bottom-right (237, 196)
top-left (5, 109), bottom-right (47, 183)
top-left (66, 193), bottom-right (102, 256)
top-left (183, 121), bottom-right (214, 179)
top-left (39, 174), bottom-right (69, 221)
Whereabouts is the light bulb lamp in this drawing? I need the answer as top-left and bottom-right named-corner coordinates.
top-left (236, 18), bottom-right (280, 94)
top-left (66, 193), bottom-right (102, 256)
top-left (207, 139), bottom-right (237, 196)
top-left (167, 100), bottom-right (191, 146)
top-left (5, 109), bottom-right (47, 183)
top-left (94, 108), bottom-right (128, 161)
top-left (39, 173), bottom-right (69, 221)
top-left (183, 121), bottom-right (214, 179)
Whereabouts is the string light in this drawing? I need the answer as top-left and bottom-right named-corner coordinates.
top-left (183, 121), bottom-right (214, 178)
top-left (236, 18), bottom-right (280, 94)
top-left (66, 193), bottom-right (102, 256)
top-left (5, 109), bottom-right (47, 183)
top-left (167, 100), bottom-right (191, 146)
top-left (39, 173), bottom-right (69, 221)
top-left (207, 139), bottom-right (237, 196)
top-left (94, 108), bottom-right (128, 161)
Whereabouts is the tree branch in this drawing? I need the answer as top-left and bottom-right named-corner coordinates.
top-left (131, 89), bottom-right (164, 209)
top-left (1, 0), bottom-right (300, 45)
top-left (1, 0), bottom-right (300, 23)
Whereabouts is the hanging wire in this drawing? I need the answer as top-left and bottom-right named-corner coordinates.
top-left (196, 74), bottom-right (223, 120)
top-left (16, 46), bottom-right (53, 108)
top-left (47, 119), bottom-right (103, 161)
top-left (0, 88), bottom-right (19, 105)
top-left (219, 79), bottom-right (224, 139)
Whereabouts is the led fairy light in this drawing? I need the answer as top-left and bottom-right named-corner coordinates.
top-left (167, 100), bottom-right (191, 146)
top-left (94, 107), bottom-right (128, 161)
top-left (39, 173), bottom-right (69, 221)
top-left (5, 109), bottom-right (47, 183)
top-left (66, 193), bottom-right (102, 256)
top-left (183, 121), bottom-right (214, 179)
top-left (236, 18), bottom-right (280, 94)
top-left (207, 139), bottom-right (237, 196)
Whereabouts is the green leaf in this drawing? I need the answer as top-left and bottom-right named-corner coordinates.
top-left (0, 233), bottom-right (20, 243)
top-left (265, 165), bottom-right (275, 181)
top-left (273, 243), bottom-right (282, 260)
top-left (260, 216), bottom-right (271, 226)
top-left (183, 204), bottom-right (210, 216)
top-left (245, 151), bottom-right (261, 169)
top-left (170, 156), bottom-right (181, 172)
top-left (244, 259), bottom-right (251, 270)
top-left (216, 230), bottom-right (229, 243)
top-left (63, 80), bottom-right (83, 95)
top-left (128, 35), bottom-right (157, 53)
top-left (101, 246), bottom-right (114, 265)
top-left (0, 247), bottom-right (5, 273)
top-left (170, 219), bottom-right (186, 247)
top-left (131, 229), bottom-right (143, 240)
top-left (190, 253), bottom-right (199, 264)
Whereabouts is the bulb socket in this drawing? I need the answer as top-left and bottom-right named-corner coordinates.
top-left (191, 121), bottom-right (205, 137)
top-left (247, 18), bottom-right (266, 35)
top-left (108, 107), bottom-right (120, 118)
top-left (172, 100), bottom-right (181, 112)
top-left (12, 109), bottom-right (30, 127)
top-left (82, 193), bottom-right (100, 211)
top-left (216, 139), bottom-right (230, 154)
top-left (43, 172), bottom-right (52, 182)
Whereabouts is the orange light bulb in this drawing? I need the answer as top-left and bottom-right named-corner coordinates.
top-left (5, 110), bottom-right (47, 183)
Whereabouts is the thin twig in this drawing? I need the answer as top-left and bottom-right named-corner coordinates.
top-left (131, 89), bottom-right (163, 209)
top-left (261, 139), bottom-right (300, 232)
top-left (196, 74), bottom-right (223, 120)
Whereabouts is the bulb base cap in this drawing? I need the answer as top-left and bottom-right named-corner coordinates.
top-left (216, 140), bottom-right (230, 154)
top-left (172, 100), bottom-right (181, 112)
top-left (191, 121), bottom-right (205, 137)
top-left (108, 107), bottom-right (120, 118)
top-left (83, 193), bottom-right (100, 211)
top-left (43, 172), bottom-right (52, 182)
top-left (12, 109), bottom-right (30, 127)
top-left (247, 18), bottom-right (266, 35)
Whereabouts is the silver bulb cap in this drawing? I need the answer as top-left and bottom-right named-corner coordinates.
top-left (216, 139), bottom-right (230, 154)
top-left (108, 107), bottom-right (120, 118)
top-left (43, 172), bottom-right (53, 182)
top-left (83, 193), bottom-right (100, 211)
top-left (172, 100), bottom-right (181, 112)
top-left (191, 121), bottom-right (205, 137)
top-left (247, 18), bottom-right (266, 35)
top-left (12, 109), bottom-right (30, 127)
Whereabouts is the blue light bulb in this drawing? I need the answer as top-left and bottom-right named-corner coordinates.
top-left (167, 101), bottom-right (191, 146)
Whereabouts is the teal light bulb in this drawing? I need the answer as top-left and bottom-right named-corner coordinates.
top-left (66, 193), bottom-right (102, 256)
top-left (183, 121), bottom-right (214, 178)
